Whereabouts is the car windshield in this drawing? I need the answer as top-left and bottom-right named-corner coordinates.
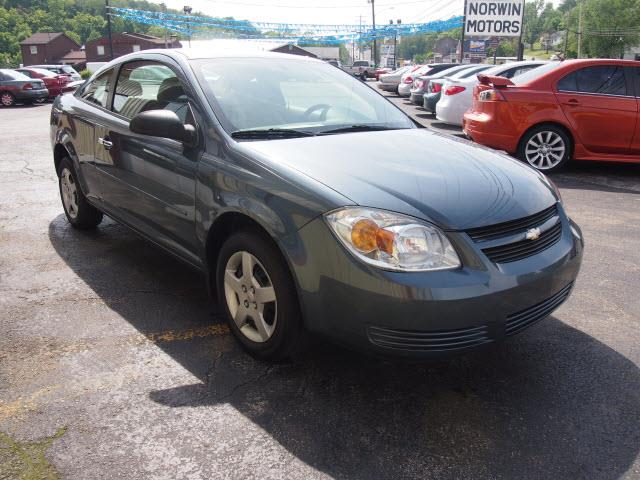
top-left (61, 66), bottom-right (76, 74)
top-left (512, 61), bottom-right (562, 85)
top-left (191, 57), bottom-right (414, 137)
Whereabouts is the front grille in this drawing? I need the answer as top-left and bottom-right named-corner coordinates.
top-left (467, 204), bottom-right (558, 242)
top-left (481, 222), bottom-right (562, 263)
top-left (505, 283), bottom-right (573, 336)
top-left (367, 324), bottom-right (491, 351)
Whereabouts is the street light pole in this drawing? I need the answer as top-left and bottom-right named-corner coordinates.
top-left (105, 0), bottom-right (114, 60)
top-left (183, 5), bottom-right (192, 47)
top-left (368, 0), bottom-right (376, 66)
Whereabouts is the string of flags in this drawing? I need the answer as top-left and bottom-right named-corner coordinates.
top-left (107, 7), bottom-right (463, 44)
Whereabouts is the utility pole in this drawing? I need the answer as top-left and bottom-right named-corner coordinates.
top-left (105, 0), bottom-right (114, 60)
top-left (162, 3), bottom-right (169, 48)
top-left (358, 15), bottom-right (365, 60)
top-left (459, 0), bottom-right (467, 62)
top-left (183, 5), bottom-right (192, 47)
top-left (577, 0), bottom-right (583, 58)
top-left (368, 0), bottom-right (376, 66)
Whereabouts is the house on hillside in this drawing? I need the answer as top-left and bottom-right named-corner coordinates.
top-left (434, 37), bottom-right (458, 58)
top-left (57, 49), bottom-right (87, 70)
top-left (85, 33), bottom-right (181, 62)
top-left (20, 32), bottom-right (81, 66)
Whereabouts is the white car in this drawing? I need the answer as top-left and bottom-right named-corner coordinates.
top-left (377, 65), bottom-right (415, 93)
top-left (436, 60), bottom-right (547, 126)
top-left (397, 64), bottom-right (432, 97)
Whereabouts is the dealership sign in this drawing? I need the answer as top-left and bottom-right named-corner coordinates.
top-left (464, 0), bottom-right (525, 37)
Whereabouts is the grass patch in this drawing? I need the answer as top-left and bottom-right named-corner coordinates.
top-left (0, 427), bottom-right (66, 480)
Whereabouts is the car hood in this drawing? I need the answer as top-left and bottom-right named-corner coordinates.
top-left (239, 129), bottom-right (558, 230)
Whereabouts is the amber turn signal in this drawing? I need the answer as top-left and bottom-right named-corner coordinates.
top-left (351, 219), bottom-right (395, 255)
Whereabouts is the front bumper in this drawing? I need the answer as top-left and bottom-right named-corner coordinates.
top-left (292, 211), bottom-right (583, 359)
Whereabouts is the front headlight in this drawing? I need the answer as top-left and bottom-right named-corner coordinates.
top-left (324, 207), bottom-right (461, 272)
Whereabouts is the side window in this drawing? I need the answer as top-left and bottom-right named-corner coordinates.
top-left (20, 70), bottom-right (33, 78)
top-left (558, 66), bottom-right (627, 95)
top-left (80, 69), bottom-right (112, 108)
top-left (112, 61), bottom-right (193, 124)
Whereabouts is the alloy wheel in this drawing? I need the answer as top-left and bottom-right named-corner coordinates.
top-left (223, 251), bottom-right (277, 343)
top-left (60, 168), bottom-right (79, 219)
top-left (524, 131), bottom-right (566, 170)
top-left (1, 93), bottom-right (14, 107)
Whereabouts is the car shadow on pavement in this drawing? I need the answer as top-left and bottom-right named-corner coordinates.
top-left (551, 161), bottom-right (640, 195)
top-left (48, 214), bottom-right (640, 480)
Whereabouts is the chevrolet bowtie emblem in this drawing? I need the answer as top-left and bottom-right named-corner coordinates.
top-left (525, 227), bottom-right (542, 241)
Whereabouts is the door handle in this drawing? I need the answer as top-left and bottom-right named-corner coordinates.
top-left (98, 137), bottom-right (113, 149)
top-left (565, 98), bottom-right (580, 106)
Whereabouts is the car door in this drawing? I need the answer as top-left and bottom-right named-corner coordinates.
top-left (94, 57), bottom-right (204, 264)
top-left (628, 66), bottom-right (640, 155)
top-left (70, 67), bottom-right (117, 201)
top-left (555, 64), bottom-right (637, 155)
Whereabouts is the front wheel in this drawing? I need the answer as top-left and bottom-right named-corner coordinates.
top-left (58, 157), bottom-right (103, 229)
top-left (518, 125), bottom-right (571, 173)
top-left (216, 229), bottom-right (303, 361)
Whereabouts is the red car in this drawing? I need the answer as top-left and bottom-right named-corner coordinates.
top-left (374, 67), bottom-right (392, 81)
top-left (463, 59), bottom-right (640, 172)
top-left (16, 67), bottom-right (74, 100)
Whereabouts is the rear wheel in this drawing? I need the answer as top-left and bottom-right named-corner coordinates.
top-left (518, 125), bottom-right (571, 173)
top-left (58, 157), bottom-right (103, 229)
top-left (0, 92), bottom-right (15, 107)
top-left (216, 228), bottom-right (303, 361)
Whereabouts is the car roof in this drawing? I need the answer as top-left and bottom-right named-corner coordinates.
top-left (481, 60), bottom-right (548, 75)
top-left (18, 67), bottom-right (56, 75)
top-left (158, 47), bottom-right (323, 62)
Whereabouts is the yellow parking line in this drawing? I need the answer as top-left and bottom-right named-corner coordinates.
top-left (146, 324), bottom-right (230, 343)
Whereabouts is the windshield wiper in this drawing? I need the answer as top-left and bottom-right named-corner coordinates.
top-left (231, 128), bottom-right (316, 139)
top-left (318, 125), bottom-right (406, 135)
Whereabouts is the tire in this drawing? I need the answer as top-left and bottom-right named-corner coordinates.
top-left (216, 228), bottom-right (303, 361)
top-left (58, 156), bottom-right (103, 229)
top-left (0, 92), bottom-right (15, 107)
top-left (517, 124), bottom-right (571, 173)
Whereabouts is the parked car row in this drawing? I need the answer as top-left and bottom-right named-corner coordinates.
top-left (378, 59), bottom-right (640, 173)
top-left (0, 64), bottom-right (82, 106)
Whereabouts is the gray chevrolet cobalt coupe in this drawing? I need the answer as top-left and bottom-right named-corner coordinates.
top-left (50, 49), bottom-right (583, 360)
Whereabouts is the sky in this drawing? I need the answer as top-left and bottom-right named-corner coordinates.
top-left (156, 0), bottom-right (466, 27)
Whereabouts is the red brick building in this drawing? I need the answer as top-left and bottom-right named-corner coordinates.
top-left (85, 33), bottom-right (182, 62)
top-left (20, 32), bottom-right (81, 66)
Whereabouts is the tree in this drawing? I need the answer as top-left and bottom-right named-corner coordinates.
top-left (523, 0), bottom-right (544, 49)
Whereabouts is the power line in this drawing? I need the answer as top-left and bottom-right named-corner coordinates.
top-left (185, 0), bottom-right (442, 8)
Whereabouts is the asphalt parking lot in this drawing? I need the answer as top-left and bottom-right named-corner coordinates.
top-left (1, 102), bottom-right (639, 479)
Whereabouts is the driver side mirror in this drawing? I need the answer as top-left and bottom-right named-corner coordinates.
top-left (129, 109), bottom-right (196, 144)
